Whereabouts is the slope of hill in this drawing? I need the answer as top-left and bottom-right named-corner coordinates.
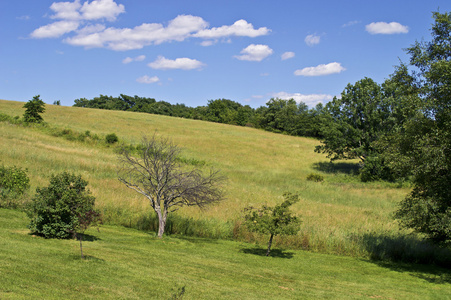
top-left (0, 99), bottom-right (433, 261)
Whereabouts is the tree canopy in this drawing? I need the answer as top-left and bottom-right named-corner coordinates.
top-left (391, 11), bottom-right (451, 243)
top-left (23, 95), bottom-right (45, 123)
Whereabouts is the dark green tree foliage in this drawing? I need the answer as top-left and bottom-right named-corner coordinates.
top-left (71, 94), bottom-right (326, 137)
top-left (0, 165), bottom-right (30, 208)
top-left (316, 78), bottom-right (385, 162)
top-left (27, 172), bottom-right (99, 239)
top-left (393, 12), bottom-right (451, 243)
top-left (314, 77), bottom-right (415, 181)
top-left (105, 133), bottom-right (119, 144)
top-left (244, 193), bottom-right (301, 256)
top-left (23, 95), bottom-right (45, 123)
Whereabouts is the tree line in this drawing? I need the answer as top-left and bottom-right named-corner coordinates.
top-left (73, 95), bottom-right (325, 138)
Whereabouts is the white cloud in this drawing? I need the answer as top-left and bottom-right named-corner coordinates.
top-left (342, 20), bottom-right (360, 28)
top-left (281, 51), bottom-right (295, 60)
top-left (148, 56), bottom-right (205, 70)
top-left (50, 0), bottom-right (82, 20)
top-left (200, 40), bottom-right (216, 46)
top-left (31, 2), bottom-right (271, 51)
top-left (365, 22), bottom-right (409, 34)
top-left (294, 62), bottom-right (346, 76)
top-left (31, 20), bottom-right (79, 38)
top-left (136, 75), bottom-right (160, 84)
top-left (234, 44), bottom-right (273, 62)
top-left (305, 34), bottom-right (320, 46)
top-left (123, 55), bottom-right (146, 64)
top-left (49, 0), bottom-right (124, 21)
top-left (193, 19), bottom-right (270, 39)
top-left (64, 15), bottom-right (208, 50)
top-left (80, 0), bottom-right (125, 21)
top-left (272, 92), bottom-right (333, 106)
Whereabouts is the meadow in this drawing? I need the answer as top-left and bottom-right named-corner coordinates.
top-left (0, 99), bottom-right (447, 264)
top-left (2, 208), bottom-right (451, 299)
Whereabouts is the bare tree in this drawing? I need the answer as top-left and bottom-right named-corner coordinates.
top-left (118, 134), bottom-right (225, 238)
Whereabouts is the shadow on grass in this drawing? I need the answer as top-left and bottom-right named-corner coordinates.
top-left (240, 247), bottom-right (294, 259)
top-left (172, 235), bottom-right (219, 244)
top-left (361, 232), bottom-right (451, 283)
top-left (75, 233), bottom-right (101, 242)
top-left (312, 161), bottom-right (359, 175)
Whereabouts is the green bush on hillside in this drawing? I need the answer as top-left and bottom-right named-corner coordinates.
top-left (27, 172), bottom-right (99, 239)
top-left (0, 165), bottom-right (30, 208)
top-left (105, 133), bottom-right (119, 144)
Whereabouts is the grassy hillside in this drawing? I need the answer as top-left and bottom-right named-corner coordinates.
top-left (2, 209), bottom-right (451, 299)
top-left (0, 99), bottom-right (434, 260)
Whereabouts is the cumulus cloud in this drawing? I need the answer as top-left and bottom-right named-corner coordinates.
top-left (64, 15), bottom-right (208, 50)
top-left (272, 92), bottom-right (333, 106)
top-left (193, 19), bottom-right (270, 39)
top-left (31, 1), bottom-right (271, 51)
top-left (305, 34), bottom-right (320, 46)
top-left (31, 20), bottom-right (80, 38)
top-left (123, 55), bottom-right (146, 64)
top-left (80, 0), bottom-right (125, 21)
top-left (281, 51), bottom-right (295, 60)
top-left (365, 22), bottom-right (409, 34)
top-left (49, 0), bottom-right (124, 21)
top-left (234, 44), bottom-right (273, 62)
top-left (148, 56), bottom-right (205, 70)
top-left (294, 62), bottom-right (346, 76)
top-left (136, 75), bottom-right (160, 84)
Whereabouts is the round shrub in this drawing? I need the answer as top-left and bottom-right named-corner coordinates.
top-left (105, 133), bottom-right (119, 144)
top-left (27, 172), bottom-right (98, 239)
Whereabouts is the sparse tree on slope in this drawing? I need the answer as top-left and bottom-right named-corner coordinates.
top-left (117, 134), bottom-right (225, 238)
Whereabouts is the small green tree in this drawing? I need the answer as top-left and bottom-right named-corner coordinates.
top-left (244, 193), bottom-right (301, 256)
top-left (69, 207), bottom-right (101, 259)
top-left (0, 165), bottom-right (30, 208)
top-left (27, 172), bottom-right (99, 239)
top-left (23, 95), bottom-right (46, 123)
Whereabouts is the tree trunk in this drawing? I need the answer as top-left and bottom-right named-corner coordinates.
top-left (78, 233), bottom-right (84, 259)
top-left (156, 208), bottom-right (167, 238)
top-left (266, 233), bottom-right (274, 256)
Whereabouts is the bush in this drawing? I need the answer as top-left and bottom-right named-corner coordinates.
top-left (27, 172), bottom-right (99, 239)
top-left (0, 165), bottom-right (30, 208)
top-left (306, 173), bottom-right (324, 182)
top-left (105, 133), bottom-right (119, 144)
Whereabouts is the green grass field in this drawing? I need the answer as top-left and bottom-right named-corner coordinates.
top-left (0, 99), bottom-right (446, 263)
top-left (2, 209), bottom-right (451, 299)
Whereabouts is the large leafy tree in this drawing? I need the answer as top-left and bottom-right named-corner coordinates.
top-left (392, 12), bottom-right (451, 243)
top-left (315, 78), bottom-right (387, 163)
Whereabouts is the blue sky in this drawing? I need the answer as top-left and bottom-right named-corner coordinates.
top-left (1, 0), bottom-right (451, 108)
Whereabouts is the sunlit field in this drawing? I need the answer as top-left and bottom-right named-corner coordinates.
top-left (0, 99), bottom-right (429, 260)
